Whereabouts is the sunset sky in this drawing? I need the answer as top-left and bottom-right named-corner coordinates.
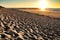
top-left (0, 0), bottom-right (60, 8)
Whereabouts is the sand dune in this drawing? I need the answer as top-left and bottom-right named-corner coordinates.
top-left (0, 6), bottom-right (60, 40)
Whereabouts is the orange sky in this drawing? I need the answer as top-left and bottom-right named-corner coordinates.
top-left (0, 0), bottom-right (60, 8)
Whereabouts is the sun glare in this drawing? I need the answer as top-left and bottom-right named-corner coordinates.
top-left (39, 0), bottom-right (47, 11)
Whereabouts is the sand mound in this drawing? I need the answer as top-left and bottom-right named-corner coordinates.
top-left (0, 6), bottom-right (5, 8)
top-left (0, 7), bottom-right (60, 40)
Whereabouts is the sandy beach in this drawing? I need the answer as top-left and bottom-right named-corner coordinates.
top-left (0, 7), bottom-right (60, 40)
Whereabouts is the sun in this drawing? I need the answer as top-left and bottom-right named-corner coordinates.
top-left (39, 0), bottom-right (47, 11)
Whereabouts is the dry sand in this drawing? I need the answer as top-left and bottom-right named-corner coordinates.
top-left (0, 7), bottom-right (60, 40)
